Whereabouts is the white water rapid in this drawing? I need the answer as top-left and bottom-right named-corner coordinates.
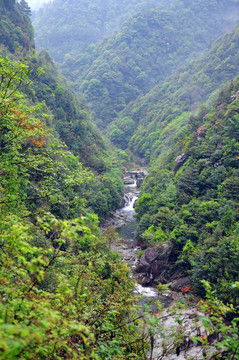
top-left (122, 192), bottom-right (138, 220)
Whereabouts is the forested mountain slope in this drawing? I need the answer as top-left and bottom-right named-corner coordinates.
top-left (0, 0), bottom-right (34, 53)
top-left (135, 74), bottom-right (239, 303)
top-left (33, 0), bottom-right (174, 63)
top-left (33, 50), bottom-right (112, 173)
top-left (0, 0), bottom-right (126, 221)
top-left (0, 2), bottom-right (148, 359)
top-left (1, 0), bottom-right (239, 358)
top-left (0, 53), bottom-right (144, 358)
top-left (109, 24), bottom-right (239, 158)
top-left (34, 0), bottom-right (239, 129)
top-left (31, 51), bottom-right (125, 220)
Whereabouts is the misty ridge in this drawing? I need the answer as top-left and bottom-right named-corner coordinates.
top-left (33, 0), bottom-right (239, 131)
top-left (26, 0), bottom-right (53, 10)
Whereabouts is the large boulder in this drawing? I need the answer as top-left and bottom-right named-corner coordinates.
top-left (135, 242), bottom-right (172, 284)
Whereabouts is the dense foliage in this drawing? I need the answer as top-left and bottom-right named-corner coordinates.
top-left (0, 0), bottom-right (126, 222)
top-left (30, 50), bottom-right (125, 220)
top-left (0, 0), bottom-right (34, 53)
top-left (33, 0), bottom-right (174, 63)
top-left (0, 5), bottom-right (150, 356)
top-left (34, 0), bottom-right (239, 129)
top-left (33, 51), bottom-right (112, 171)
top-left (110, 23), bottom-right (239, 158)
top-left (0, 43), bottom-right (150, 360)
top-left (135, 75), bottom-right (239, 303)
top-left (1, 0), bottom-right (239, 358)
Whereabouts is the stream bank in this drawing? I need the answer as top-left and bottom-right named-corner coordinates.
top-left (107, 170), bottom-right (174, 305)
top-left (103, 170), bottom-right (213, 359)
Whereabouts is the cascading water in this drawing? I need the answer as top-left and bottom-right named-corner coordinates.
top-left (122, 192), bottom-right (138, 220)
top-left (116, 178), bottom-right (139, 242)
top-left (115, 172), bottom-right (162, 300)
top-left (112, 172), bottom-right (203, 359)
top-left (108, 171), bottom-right (176, 358)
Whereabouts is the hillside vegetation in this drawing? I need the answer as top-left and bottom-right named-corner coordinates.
top-left (135, 77), bottom-right (239, 302)
top-left (0, 0), bottom-right (34, 53)
top-left (33, 0), bottom-right (174, 63)
top-left (1, 0), bottom-right (239, 358)
top-left (0, 58), bottom-right (143, 357)
top-left (1, 0), bottom-right (128, 221)
top-left (111, 24), bottom-right (239, 157)
top-left (34, 0), bottom-right (239, 129)
top-left (30, 50), bottom-right (125, 221)
top-left (0, 3), bottom-right (150, 358)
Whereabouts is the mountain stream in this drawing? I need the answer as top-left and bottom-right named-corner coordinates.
top-left (106, 172), bottom-right (209, 359)
top-left (112, 173), bottom-right (172, 306)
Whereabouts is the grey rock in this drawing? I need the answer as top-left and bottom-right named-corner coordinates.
top-left (135, 242), bottom-right (172, 282)
top-left (153, 307), bottom-right (213, 359)
top-left (169, 276), bottom-right (191, 292)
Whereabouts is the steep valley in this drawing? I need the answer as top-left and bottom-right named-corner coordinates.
top-left (0, 0), bottom-right (239, 358)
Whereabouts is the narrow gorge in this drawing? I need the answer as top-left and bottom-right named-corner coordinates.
top-left (107, 171), bottom-right (214, 359)
top-left (1, 0), bottom-right (239, 358)
top-left (108, 170), bottom-right (175, 304)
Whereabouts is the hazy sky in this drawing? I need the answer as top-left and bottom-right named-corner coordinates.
top-left (26, 0), bottom-right (53, 10)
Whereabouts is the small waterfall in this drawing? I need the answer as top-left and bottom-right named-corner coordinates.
top-left (118, 172), bottom-right (172, 303)
top-left (122, 182), bottom-right (139, 222)
top-left (123, 192), bottom-right (137, 209)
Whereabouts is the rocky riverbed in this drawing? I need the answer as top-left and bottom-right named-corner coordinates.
top-left (108, 170), bottom-right (180, 307)
top-left (104, 170), bottom-right (215, 359)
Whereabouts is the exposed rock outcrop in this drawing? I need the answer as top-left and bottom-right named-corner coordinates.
top-left (123, 170), bottom-right (146, 188)
top-left (135, 242), bottom-right (173, 284)
top-left (153, 307), bottom-right (215, 359)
